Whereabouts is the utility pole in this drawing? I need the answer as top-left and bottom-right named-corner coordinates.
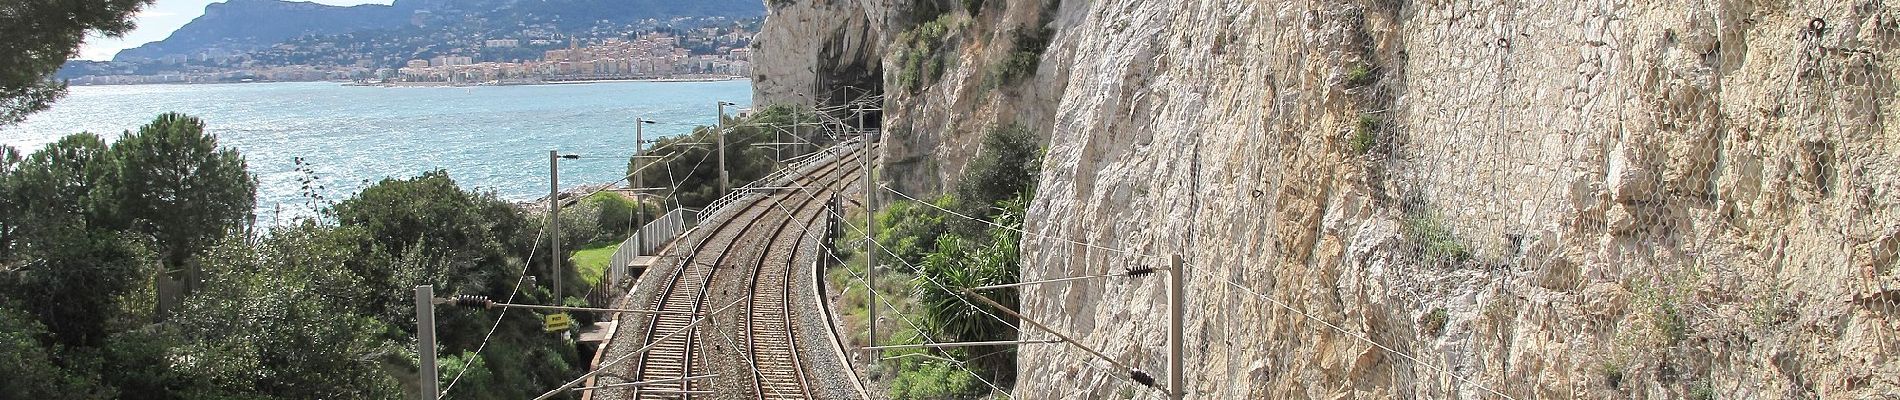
top-left (550, 150), bottom-right (561, 300)
top-left (416, 285), bottom-right (439, 400)
top-left (1168, 255), bottom-right (1185, 400)
top-left (717, 101), bottom-right (735, 195)
top-left (861, 100), bottom-right (878, 366)
top-left (549, 151), bottom-right (579, 300)
top-left (634, 119), bottom-right (655, 237)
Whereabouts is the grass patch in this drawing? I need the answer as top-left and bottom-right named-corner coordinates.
top-left (571, 242), bottom-right (618, 287)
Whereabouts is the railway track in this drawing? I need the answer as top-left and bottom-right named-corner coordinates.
top-left (622, 143), bottom-right (865, 399)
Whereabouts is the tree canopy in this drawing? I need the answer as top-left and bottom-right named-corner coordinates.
top-left (0, 113), bottom-right (582, 399)
top-left (110, 113), bottom-right (257, 271)
top-left (0, 0), bottom-right (153, 125)
top-left (628, 105), bottom-right (824, 209)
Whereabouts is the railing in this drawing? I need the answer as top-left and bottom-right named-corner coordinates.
top-left (697, 137), bottom-right (864, 223)
top-left (605, 207), bottom-right (696, 287)
top-left (603, 136), bottom-right (865, 289)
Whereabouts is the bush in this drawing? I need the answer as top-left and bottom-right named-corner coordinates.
top-left (587, 192), bottom-right (648, 238)
top-left (890, 356), bottom-right (985, 400)
top-left (953, 123), bottom-right (1041, 234)
top-left (1346, 62), bottom-right (1375, 87)
top-left (1350, 117), bottom-right (1379, 155)
top-left (0, 304), bottom-right (101, 398)
top-left (897, 16), bottom-right (956, 94)
top-left (1401, 212), bottom-right (1470, 263)
top-left (1419, 307), bottom-right (1448, 336)
top-left (1655, 299), bottom-right (1688, 346)
top-left (627, 105), bottom-right (808, 209)
top-left (1689, 381), bottom-right (1716, 400)
top-left (986, 25), bottom-right (1053, 88)
top-left (1601, 360), bottom-right (1625, 388)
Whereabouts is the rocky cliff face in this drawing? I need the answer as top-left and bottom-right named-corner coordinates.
top-left (757, 0), bottom-right (1900, 398)
top-left (752, 0), bottom-right (887, 110)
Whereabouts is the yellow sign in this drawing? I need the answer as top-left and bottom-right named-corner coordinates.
top-left (544, 313), bottom-right (573, 332)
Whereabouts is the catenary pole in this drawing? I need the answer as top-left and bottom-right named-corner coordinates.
top-left (1169, 255), bottom-right (1185, 400)
top-left (716, 101), bottom-right (732, 195)
top-left (549, 150), bottom-right (562, 300)
top-left (860, 99), bottom-right (878, 366)
top-left (416, 285), bottom-right (439, 400)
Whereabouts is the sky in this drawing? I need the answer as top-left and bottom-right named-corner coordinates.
top-left (77, 0), bottom-right (393, 61)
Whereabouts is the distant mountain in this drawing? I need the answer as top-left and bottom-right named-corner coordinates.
top-left (114, 0), bottom-right (404, 61)
top-left (114, 0), bottom-right (765, 62)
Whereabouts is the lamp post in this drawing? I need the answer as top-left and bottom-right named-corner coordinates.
top-left (550, 150), bottom-right (580, 301)
top-left (717, 101), bottom-right (736, 196)
top-left (634, 118), bottom-right (656, 236)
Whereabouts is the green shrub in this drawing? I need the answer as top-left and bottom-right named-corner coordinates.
top-left (1401, 212), bottom-right (1470, 263)
top-left (986, 25), bottom-right (1053, 88)
top-left (1601, 360), bottom-right (1625, 388)
top-left (1350, 116), bottom-right (1379, 155)
top-left (890, 356), bottom-right (985, 399)
top-left (897, 16), bottom-right (956, 93)
top-left (1655, 299), bottom-right (1688, 346)
top-left (953, 123), bottom-right (1042, 233)
top-left (584, 192), bottom-right (652, 239)
top-left (1689, 381), bottom-right (1716, 400)
top-left (1346, 62), bottom-right (1375, 87)
top-left (1420, 307), bottom-right (1448, 336)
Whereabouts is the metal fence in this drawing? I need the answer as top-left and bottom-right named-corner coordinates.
top-left (605, 207), bottom-right (695, 287)
top-left (698, 137), bottom-right (863, 223)
top-left (603, 137), bottom-right (863, 289)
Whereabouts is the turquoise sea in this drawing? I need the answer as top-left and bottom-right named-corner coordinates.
top-left (0, 80), bottom-right (753, 224)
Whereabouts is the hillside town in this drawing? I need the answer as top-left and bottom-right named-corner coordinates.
top-left (63, 18), bottom-right (757, 86)
top-left (392, 33), bottom-right (752, 84)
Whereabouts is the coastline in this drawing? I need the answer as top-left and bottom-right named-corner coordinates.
top-left (354, 75), bottom-right (746, 88)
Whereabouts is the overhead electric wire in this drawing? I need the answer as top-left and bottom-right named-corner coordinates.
top-left (437, 211), bottom-right (551, 399)
top-left (879, 184), bottom-right (1163, 261)
top-left (875, 182), bottom-right (1522, 398)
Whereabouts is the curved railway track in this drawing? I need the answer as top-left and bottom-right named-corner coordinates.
top-left (624, 144), bottom-right (865, 399)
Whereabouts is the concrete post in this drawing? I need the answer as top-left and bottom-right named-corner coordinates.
top-left (416, 285), bottom-right (439, 400)
top-left (716, 102), bottom-right (731, 196)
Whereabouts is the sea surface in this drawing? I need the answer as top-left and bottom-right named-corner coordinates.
top-left (0, 80), bottom-right (753, 224)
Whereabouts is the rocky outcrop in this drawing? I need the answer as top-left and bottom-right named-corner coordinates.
top-left (752, 0), bottom-right (887, 108)
top-left (757, 0), bottom-right (1900, 398)
top-left (1017, 1), bottom-right (1900, 398)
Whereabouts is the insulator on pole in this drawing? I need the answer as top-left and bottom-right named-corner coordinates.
top-left (1130, 369), bottom-right (1158, 388)
top-left (455, 294), bottom-right (493, 309)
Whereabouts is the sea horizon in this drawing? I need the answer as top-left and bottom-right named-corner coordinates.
top-left (1, 79), bottom-right (755, 225)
